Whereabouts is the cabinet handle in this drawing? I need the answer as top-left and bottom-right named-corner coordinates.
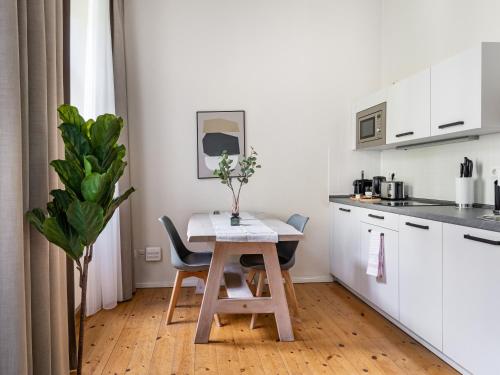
top-left (368, 229), bottom-right (384, 236)
top-left (368, 213), bottom-right (384, 220)
top-left (339, 207), bottom-right (351, 213)
top-left (464, 234), bottom-right (500, 246)
top-left (438, 121), bottom-right (464, 129)
top-left (405, 222), bottom-right (429, 230)
top-left (395, 131), bottom-right (414, 138)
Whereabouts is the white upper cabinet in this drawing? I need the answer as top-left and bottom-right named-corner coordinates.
top-left (387, 69), bottom-right (431, 144)
top-left (431, 42), bottom-right (500, 137)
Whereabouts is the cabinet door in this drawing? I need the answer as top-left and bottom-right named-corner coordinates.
top-left (431, 45), bottom-right (482, 136)
top-left (387, 69), bottom-right (431, 144)
top-left (443, 224), bottom-right (500, 374)
top-left (331, 204), bottom-right (360, 292)
top-left (358, 223), bottom-right (399, 319)
top-left (399, 216), bottom-right (442, 350)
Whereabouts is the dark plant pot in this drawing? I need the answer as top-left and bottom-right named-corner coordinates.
top-left (230, 216), bottom-right (240, 226)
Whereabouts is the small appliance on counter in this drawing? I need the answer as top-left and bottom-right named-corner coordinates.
top-left (372, 176), bottom-right (386, 196)
top-left (353, 170), bottom-right (372, 196)
top-left (456, 157), bottom-right (474, 208)
top-left (380, 173), bottom-right (405, 200)
top-left (494, 180), bottom-right (500, 215)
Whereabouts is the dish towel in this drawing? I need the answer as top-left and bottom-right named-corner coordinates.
top-left (366, 230), bottom-right (385, 282)
top-left (209, 212), bottom-right (279, 243)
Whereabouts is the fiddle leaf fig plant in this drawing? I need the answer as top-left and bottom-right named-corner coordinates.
top-left (213, 147), bottom-right (261, 221)
top-left (26, 104), bottom-right (135, 375)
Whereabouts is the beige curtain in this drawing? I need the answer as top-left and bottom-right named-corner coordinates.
top-left (0, 0), bottom-right (70, 374)
top-left (111, 0), bottom-right (135, 301)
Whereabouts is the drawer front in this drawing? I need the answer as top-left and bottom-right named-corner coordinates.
top-left (360, 208), bottom-right (399, 231)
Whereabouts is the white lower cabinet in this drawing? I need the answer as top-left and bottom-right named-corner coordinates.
top-left (331, 203), bottom-right (361, 292)
top-left (443, 224), bottom-right (500, 375)
top-left (358, 222), bottom-right (399, 319)
top-left (399, 216), bottom-right (443, 350)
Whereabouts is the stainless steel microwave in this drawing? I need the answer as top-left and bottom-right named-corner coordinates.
top-left (356, 102), bottom-right (386, 149)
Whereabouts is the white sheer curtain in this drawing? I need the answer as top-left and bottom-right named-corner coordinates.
top-left (72, 0), bottom-right (123, 315)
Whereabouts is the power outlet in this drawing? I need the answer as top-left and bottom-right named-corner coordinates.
top-left (145, 247), bottom-right (162, 262)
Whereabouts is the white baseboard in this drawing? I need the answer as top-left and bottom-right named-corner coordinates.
top-left (135, 274), bottom-right (333, 289)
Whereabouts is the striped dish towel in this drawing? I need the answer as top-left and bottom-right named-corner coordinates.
top-left (366, 230), bottom-right (385, 282)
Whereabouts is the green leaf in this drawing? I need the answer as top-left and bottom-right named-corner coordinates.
top-left (82, 119), bottom-right (94, 139)
top-left (101, 144), bottom-right (126, 171)
top-left (84, 155), bottom-right (103, 174)
top-left (90, 114), bottom-right (123, 160)
top-left (50, 189), bottom-right (73, 211)
top-left (59, 123), bottom-right (91, 162)
top-left (67, 200), bottom-right (104, 246)
top-left (84, 157), bottom-right (92, 176)
top-left (27, 208), bottom-right (46, 233)
top-left (102, 186), bottom-right (135, 228)
top-left (42, 217), bottom-right (83, 260)
top-left (50, 160), bottom-right (84, 197)
top-left (81, 172), bottom-right (108, 202)
top-left (57, 104), bottom-right (85, 128)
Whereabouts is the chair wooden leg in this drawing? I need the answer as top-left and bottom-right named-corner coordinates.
top-left (250, 270), bottom-right (266, 329)
top-left (246, 269), bottom-right (257, 285)
top-left (282, 270), bottom-right (299, 319)
top-left (200, 270), bottom-right (223, 327)
top-left (166, 270), bottom-right (184, 324)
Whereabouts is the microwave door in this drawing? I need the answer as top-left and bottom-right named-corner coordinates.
top-left (359, 116), bottom-right (376, 141)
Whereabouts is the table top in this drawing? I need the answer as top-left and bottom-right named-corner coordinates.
top-left (187, 212), bottom-right (304, 242)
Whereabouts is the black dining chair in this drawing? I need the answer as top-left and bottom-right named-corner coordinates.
top-left (239, 213), bottom-right (309, 328)
top-left (158, 215), bottom-right (221, 326)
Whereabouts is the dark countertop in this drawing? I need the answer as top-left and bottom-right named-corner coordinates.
top-left (329, 195), bottom-right (500, 233)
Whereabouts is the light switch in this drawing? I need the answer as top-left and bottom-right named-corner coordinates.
top-left (145, 247), bottom-right (162, 262)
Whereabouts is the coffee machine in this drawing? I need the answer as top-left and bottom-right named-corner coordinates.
top-left (353, 170), bottom-right (372, 195)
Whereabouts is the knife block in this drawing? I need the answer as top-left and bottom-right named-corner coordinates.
top-left (456, 177), bottom-right (474, 208)
top-left (494, 181), bottom-right (500, 215)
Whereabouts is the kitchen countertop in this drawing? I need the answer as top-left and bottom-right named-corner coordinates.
top-left (329, 195), bottom-right (500, 233)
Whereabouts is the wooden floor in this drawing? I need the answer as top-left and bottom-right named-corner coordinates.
top-left (82, 282), bottom-right (457, 375)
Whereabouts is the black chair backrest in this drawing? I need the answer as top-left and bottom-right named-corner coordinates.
top-left (158, 216), bottom-right (191, 261)
top-left (277, 214), bottom-right (309, 261)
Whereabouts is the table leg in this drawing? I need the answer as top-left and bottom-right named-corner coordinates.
top-left (261, 243), bottom-right (294, 341)
top-left (194, 242), bottom-right (226, 343)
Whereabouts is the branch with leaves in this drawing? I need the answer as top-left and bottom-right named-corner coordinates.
top-left (213, 147), bottom-right (261, 215)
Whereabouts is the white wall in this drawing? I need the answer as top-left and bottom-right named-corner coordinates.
top-left (124, 0), bottom-right (382, 287)
top-left (380, 0), bottom-right (500, 204)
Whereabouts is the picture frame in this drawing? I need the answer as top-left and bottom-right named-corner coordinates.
top-left (196, 110), bottom-right (246, 179)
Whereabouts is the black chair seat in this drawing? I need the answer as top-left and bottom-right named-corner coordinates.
top-left (181, 252), bottom-right (213, 271)
top-left (240, 254), bottom-right (295, 271)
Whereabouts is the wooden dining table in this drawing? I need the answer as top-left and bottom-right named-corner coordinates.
top-left (187, 212), bottom-right (303, 344)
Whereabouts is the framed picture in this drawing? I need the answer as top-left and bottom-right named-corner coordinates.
top-left (197, 110), bottom-right (246, 179)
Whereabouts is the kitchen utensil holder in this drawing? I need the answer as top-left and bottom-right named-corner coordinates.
top-left (456, 177), bottom-right (474, 208)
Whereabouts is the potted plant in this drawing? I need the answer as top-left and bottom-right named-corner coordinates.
top-left (26, 105), bottom-right (135, 375)
top-left (213, 147), bottom-right (260, 225)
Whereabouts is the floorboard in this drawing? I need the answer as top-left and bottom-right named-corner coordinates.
top-left (81, 282), bottom-right (458, 375)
